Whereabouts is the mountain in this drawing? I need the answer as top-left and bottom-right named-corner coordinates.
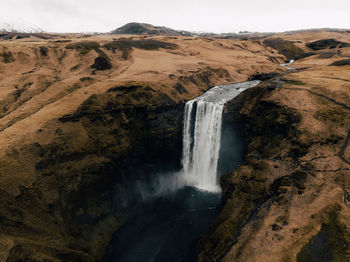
top-left (111, 22), bottom-right (192, 36)
top-left (0, 21), bottom-right (43, 33)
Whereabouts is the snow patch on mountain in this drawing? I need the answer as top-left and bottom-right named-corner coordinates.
top-left (0, 19), bottom-right (44, 33)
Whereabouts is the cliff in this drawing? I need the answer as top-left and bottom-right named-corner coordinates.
top-left (198, 36), bottom-right (350, 261)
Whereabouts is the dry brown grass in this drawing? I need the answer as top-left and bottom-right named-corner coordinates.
top-left (1, 30), bottom-right (350, 261)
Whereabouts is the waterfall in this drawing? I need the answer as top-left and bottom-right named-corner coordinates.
top-left (181, 80), bottom-right (260, 192)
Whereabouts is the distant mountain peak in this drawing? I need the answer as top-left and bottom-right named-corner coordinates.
top-left (0, 20), bottom-right (44, 33)
top-left (111, 22), bottom-right (192, 36)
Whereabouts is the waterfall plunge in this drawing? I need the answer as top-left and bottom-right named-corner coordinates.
top-left (181, 80), bottom-right (260, 192)
top-left (182, 101), bottom-right (224, 191)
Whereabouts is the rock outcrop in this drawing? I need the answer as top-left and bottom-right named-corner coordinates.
top-left (330, 59), bottom-right (350, 66)
top-left (306, 39), bottom-right (350, 51)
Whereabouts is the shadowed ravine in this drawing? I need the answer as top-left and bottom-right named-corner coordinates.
top-left (103, 81), bottom-right (260, 262)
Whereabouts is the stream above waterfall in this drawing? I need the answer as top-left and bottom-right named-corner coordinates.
top-left (104, 80), bottom-right (260, 262)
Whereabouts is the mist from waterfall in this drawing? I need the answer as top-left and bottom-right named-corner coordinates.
top-left (125, 80), bottom-right (261, 199)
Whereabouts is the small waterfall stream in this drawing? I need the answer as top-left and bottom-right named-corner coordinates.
top-left (104, 80), bottom-right (260, 262)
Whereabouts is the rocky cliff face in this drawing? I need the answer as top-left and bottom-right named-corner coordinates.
top-left (0, 84), bottom-right (185, 261)
top-left (198, 61), bottom-right (350, 261)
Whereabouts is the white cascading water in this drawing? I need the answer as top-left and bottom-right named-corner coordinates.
top-left (181, 80), bottom-right (260, 192)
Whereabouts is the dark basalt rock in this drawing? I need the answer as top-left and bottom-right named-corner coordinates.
top-left (80, 76), bottom-right (94, 82)
top-left (299, 52), bottom-right (316, 59)
top-left (330, 59), bottom-right (350, 66)
top-left (306, 39), bottom-right (350, 51)
top-left (39, 46), bottom-right (48, 56)
top-left (91, 56), bottom-right (112, 70)
top-left (318, 51), bottom-right (336, 59)
top-left (248, 72), bottom-right (279, 81)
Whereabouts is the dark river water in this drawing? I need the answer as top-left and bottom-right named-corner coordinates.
top-left (103, 186), bottom-right (220, 262)
top-left (103, 122), bottom-right (244, 262)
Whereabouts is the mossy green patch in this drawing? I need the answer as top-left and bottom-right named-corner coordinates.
top-left (330, 59), bottom-right (350, 66)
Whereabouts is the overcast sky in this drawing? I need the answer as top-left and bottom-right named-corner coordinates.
top-left (2, 0), bottom-right (350, 33)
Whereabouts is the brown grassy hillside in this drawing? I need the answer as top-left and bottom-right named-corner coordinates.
top-left (0, 33), bottom-right (281, 260)
top-left (0, 30), bottom-right (349, 261)
top-left (199, 31), bottom-right (350, 262)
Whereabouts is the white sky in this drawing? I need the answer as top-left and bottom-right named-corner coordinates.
top-left (3, 0), bottom-right (350, 33)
